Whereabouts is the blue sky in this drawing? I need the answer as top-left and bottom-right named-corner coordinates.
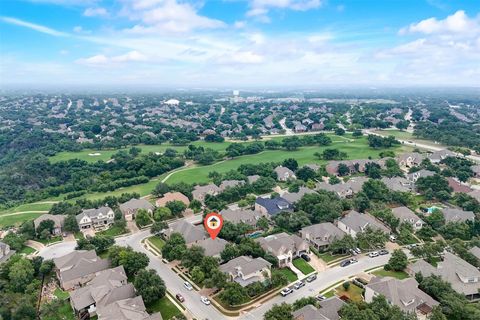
top-left (1, 0), bottom-right (479, 88)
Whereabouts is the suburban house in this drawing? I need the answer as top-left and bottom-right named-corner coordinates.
top-left (428, 149), bottom-right (456, 163)
top-left (391, 206), bottom-right (424, 231)
top-left (193, 238), bottom-right (228, 258)
top-left (220, 208), bottom-right (266, 226)
top-left (274, 166), bottom-right (296, 181)
top-left (53, 250), bottom-right (110, 290)
top-left (76, 207), bottom-right (115, 231)
top-left (69, 266), bottom-right (134, 318)
top-left (247, 175), bottom-right (260, 183)
top-left (406, 169), bottom-right (435, 183)
top-left (447, 177), bottom-right (473, 193)
top-left (397, 152), bottom-right (424, 169)
top-left (119, 198), bottom-right (155, 221)
top-left (219, 179), bottom-right (245, 191)
top-left (337, 210), bottom-right (390, 238)
top-left (315, 177), bottom-right (368, 198)
top-left (219, 255), bottom-right (272, 287)
top-left (293, 297), bottom-right (345, 320)
top-left (162, 220), bottom-right (206, 244)
top-left (255, 196), bottom-right (293, 216)
top-left (381, 177), bottom-right (413, 193)
top-left (325, 159), bottom-right (385, 176)
top-left (441, 207), bottom-right (475, 223)
top-left (282, 187), bottom-right (317, 204)
top-left (0, 241), bottom-right (13, 263)
top-left (469, 246), bottom-right (480, 261)
top-left (33, 214), bottom-right (66, 235)
top-left (192, 184), bottom-right (221, 202)
top-left (365, 276), bottom-right (439, 318)
top-left (304, 164), bottom-right (321, 172)
top-left (256, 232), bottom-right (309, 268)
top-left (299, 222), bottom-right (345, 251)
top-left (96, 296), bottom-right (163, 320)
top-left (471, 165), bottom-right (480, 178)
top-left (468, 190), bottom-right (480, 202)
top-left (408, 252), bottom-right (480, 301)
top-left (155, 192), bottom-right (190, 207)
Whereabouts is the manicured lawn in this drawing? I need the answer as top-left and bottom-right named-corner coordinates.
top-left (97, 225), bottom-right (128, 237)
top-left (0, 212), bottom-right (45, 228)
top-left (335, 283), bottom-right (364, 303)
top-left (146, 296), bottom-right (182, 319)
top-left (0, 202), bottom-right (53, 215)
top-left (148, 236), bottom-right (166, 251)
top-left (317, 252), bottom-right (348, 263)
top-left (276, 268), bottom-right (298, 283)
top-left (292, 258), bottom-right (315, 275)
top-left (54, 288), bottom-right (70, 300)
top-left (42, 301), bottom-right (75, 320)
top-left (19, 245), bottom-right (36, 255)
top-left (37, 236), bottom-right (63, 245)
top-left (372, 269), bottom-right (409, 280)
top-left (323, 290), bottom-right (335, 298)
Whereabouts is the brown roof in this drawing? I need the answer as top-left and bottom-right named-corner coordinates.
top-left (155, 192), bottom-right (190, 207)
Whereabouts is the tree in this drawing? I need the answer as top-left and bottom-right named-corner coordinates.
top-left (36, 219), bottom-right (55, 236)
top-left (342, 281), bottom-right (350, 291)
top-left (108, 246), bottom-right (149, 276)
top-left (153, 207), bottom-right (172, 221)
top-left (385, 249), bottom-right (408, 271)
top-left (219, 282), bottom-right (249, 306)
top-left (282, 158), bottom-right (298, 171)
top-left (151, 221), bottom-right (167, 234)
top-left (134, 269), bottom-right (166, 305)
top-left (292, 297), bottom-right (318, 310)
top-left (337, 163), bottom-right (350, 176)
top-left (191, 266), bottom-right (205, 284)
top-left (296, 166), bottom-right (316, 181)
top-left (362, 179), bottom-right (390, 201)
top-left (320, 149), bottom-right (347, 160)
top-left (63, 214), bottom-right (79, 233)
top-left (221, 243), bottom-right (241, 262)
top-left (2, 232), bottom-right (26, 251)
top-left (166, 200), bottom-right (187, 216)
top-left (189, 199), bottom-right (202, 212)
top-left (135, 209), bottom-right (152, 227)
top-left (282, 137), bottom-right (301, 151)
top-left (271, 270), bottom-right (289, 287)
top-left (264, 303), bottom-right (293, 320)
top-left (8, 258), bottom-right (35, 292)
top-left (153, 182), bottom-right (170, 197)
top-left (182, 245), bottom-right (205, 269)
top-left (330, 235), bottom-right (357, 254)
top-left (273, 211), bottom-right (310, 232)
top-left (161, 233), bottom-right (187, 261)
top-left (335, 127), bottom-right (345, 136)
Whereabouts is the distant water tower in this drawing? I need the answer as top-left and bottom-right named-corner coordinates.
top-left (233, 90), bottom-right (240, 96)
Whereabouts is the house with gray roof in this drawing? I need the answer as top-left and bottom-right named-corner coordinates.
top-left (220, 208), bottom-right (266, 226)
top-left (255, 196), bottom-right (293, 216)
top-left (282, 187), bottom-right (317, 204)
top-left (469, 246), bottom-right (480, 261)
top-left (274, 166), bottom-right (296, 181)
top-left (192, 184), bottom-right (221, 202)
top-left (69, 266), bottom-right (133, 317)
top-left (97, 296), bottom-right (162, 320)
top-left (408, 252), bottom-right (480, 300)
top-left (428, 149), bottom-right (456, 163)
top-left (397, 152), bottom-right (424, 169)
top-left (162, 220), bottom-right (206, 244)
top-left (54, 250), bottom-right (110, 290)
top-left (406, 169), bottom-right (435, 183)
top-left (315, 177), bottom-right (368, 198)
top-left (256, 232), bottom-right (309, 268)
top-left (219, 256), bottom-right (271, 287)
top-left (219, 179), bottom-right (245, 191)
top-left (381, 177), bottom-right (413, 192)
top-left (441, 207), bottom-right (475, 223)
top-left (392, 206), bottom-right (424, 231)
top-left (76, 206), bottom-right (114, 231)
top-left (119, 199), bottom-right (155, 221)
top-left (471, 165), bottom-right (480, 178)
top-left (468, 190), bottom-right (480, 202)
top-left (0, 241), bottom-right (14, 263)
top-left (299, 222), bottom-right (345, 251)
top-left (192, 238), bottom-right (228, 258)
top-left (293, 297), bottom-right (345, 320)
top-left (337, 210), bottom-right (390, 238)
top-left (365, 276), bottom-right (438, 317)
top-left (34, 214), bottom-right (66, 235)
top-left (247, 175), bottom-right (261, 183)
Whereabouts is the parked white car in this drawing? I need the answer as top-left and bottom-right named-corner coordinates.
top-left (368, 251), bottom-right (379, 258)
top-left (201, 296), bottom-right (211, 305)
top-left (184, 281), bottom-right (193, 291)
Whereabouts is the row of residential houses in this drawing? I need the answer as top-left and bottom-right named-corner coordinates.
top-left (53, 250), bottom-right (162, 320)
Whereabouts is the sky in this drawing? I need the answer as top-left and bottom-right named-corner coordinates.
top-left (0, 0), bottom-right (479, 89)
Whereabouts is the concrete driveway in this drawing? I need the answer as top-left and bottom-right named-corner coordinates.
top-left (38, 241), bottom-right (77, 260)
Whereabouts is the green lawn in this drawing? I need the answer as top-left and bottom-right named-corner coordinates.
top-left (276, 268), bottom-right (298, 283)
top-left (54, 288), bottom-right (70, 300)
top-left (0, 202), bottom-right (53, 215)
top-left (42, 301), bottom-right (75, 320)
top-left (317, 252), bottom-right (348, 263)
top-left (0, 212), bottom-right (45, 228)
top-left (372, 269), bottom-right (409, 280)
top-left (96, 225), bottom-right (128, 237)
top-left (146, 296), bottom-right (182, 320)
top-left (336, 283), bottom-right (364, 303)
top-left (148, 236), bottom-right (166, 251)
top-left (37, 236), bottom-right (63, 245)
top-left (19, 245), bottom-right (36, 255)
top-left (292, 258), bottom-right (315, 275)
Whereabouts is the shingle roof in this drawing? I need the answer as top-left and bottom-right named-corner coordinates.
top-left (220, 208), bottom-right (264, 226)
top-left (391, 206), bottom-right (422, 224)
top-left (219, 255), bottom-right (271, 277)
top-left (97, 296), bottom-right (163, 320)
top-left (54, 250), bottom-right (110, 283)
top-left (76, 206), bottom-right (113, 224)
top-left (34, 214), bottom-right (66, 229)
top-left (441, 207), bottom-right (475, 223)
top-left (119, 199), bottom-right (155, 213)
top-left (299, 222), bottom-right (345, 247)
top-left (255, 196), bottom-right (293, 215)
top-left (339, 210), bottom-right (390, 234)
top-left (155, 192), bottom-right (190, 207)
top-left (293, 297), bottom-right (345, 320)
top-left (256, 232), bottom-right (309, 256)
top-left (164, 220), bottom-right (206, 244)
top-left (282, 187), bottom-right (317, 204)
top-left (469, 246), bottom-right (480, 260)
top-left (193, 238), bottom-right (228, 257)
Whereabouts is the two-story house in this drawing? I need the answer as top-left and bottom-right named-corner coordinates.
top-left (219, 256), bottom-right (271, 287)
top-left (76, 206), bottom-right (115, 231)
top-left (256, 232), bottom-right (309, 267)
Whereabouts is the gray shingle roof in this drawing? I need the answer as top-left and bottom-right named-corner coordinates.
top-left (193, 238), bottom-right (228, 257)
top-left (219, 255), bottom-right (271, 278)
top-left (54, 250), bottom-right (110, 283)
top-left (33, 214), bottom-right (66, 229)
top-left (299, 222), bottom-right (345, 247)
top-left (441, 207), bottom-right (475, 223)
top-left (97, 296), bottom-right (163, 320)
top-left (256, 232), bottom-right (309, 257)
top-left (76, 206), bottom-right (113, 224)
top-left (255, 196), bottom-right (293, 215)
top-left (220, 208), bottom-right (264, 226)
top-left (339, 210), bottom-right (390, 234)
top-left (163, 220), bottom-right (206, 244)
top-left (391, 206), bottom-right (422, 224)
top-left (119, 199), bottom-right (154, 213)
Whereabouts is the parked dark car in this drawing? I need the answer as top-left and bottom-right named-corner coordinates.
top-left (175, 293), bottom-right (185, 302)
top-left (340, 259), bottom-right (351, 267)
top-left (301, 253), bottom-right (311, 261)
top-left (379, 249), bottom-right (389, 255)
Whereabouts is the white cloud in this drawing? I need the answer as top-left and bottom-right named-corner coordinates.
top-left (0, 16), bottom-right (69, 37)
top-left (122, 0), bottom-right (226, 34)
top-left (84, 7), bottom-right (108, 17)
top-left (76, 51), bottom-right (147, 66)
top-left (399, 10), bottom-right (480, 35)
top-left (247, 0), bottom-right (322, 19)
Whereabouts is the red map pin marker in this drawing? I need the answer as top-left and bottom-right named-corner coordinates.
top-left (204, 212), bottom-right (223, 240)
